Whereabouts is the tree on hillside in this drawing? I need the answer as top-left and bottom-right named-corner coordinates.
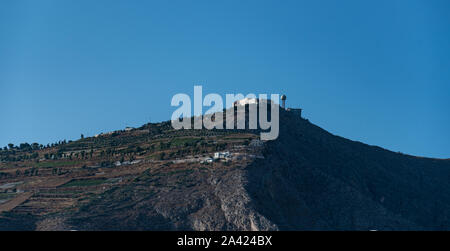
top-left (158, 152), bottom-right (166, 160)
top-left (19, 143), bottom-right (31, 151)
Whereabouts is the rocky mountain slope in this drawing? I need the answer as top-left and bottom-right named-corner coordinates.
top-left (1, 109), bottom-right (449, 230)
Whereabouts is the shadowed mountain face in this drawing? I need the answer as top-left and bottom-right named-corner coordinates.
top-left (247, 111), bottom-right (450, 230)
top-left (1, 109), bottom-right (449, 230)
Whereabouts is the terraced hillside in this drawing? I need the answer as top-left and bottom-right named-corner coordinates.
top-left (0, 114), bottom-right (265, 230)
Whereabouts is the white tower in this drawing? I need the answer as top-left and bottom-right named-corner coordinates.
top-left (281, 94), bottom-right (287, 109)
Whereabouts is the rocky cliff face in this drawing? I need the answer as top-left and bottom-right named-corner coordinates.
top-left (60, 110), bottom-right (450, 231)
top-left (66, 157), bottom-right (278, 231)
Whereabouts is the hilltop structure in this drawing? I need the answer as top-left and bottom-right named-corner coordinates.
top-left (281, 94), bottom-right (302, 118)
top-left (233, 98), bottom-right (259, 106)
top-left (232, 94), bottom-right (303, 118)
top-left (286, 108), bottom-right (302, 118)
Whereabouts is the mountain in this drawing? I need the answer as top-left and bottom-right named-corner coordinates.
top-left (1, 108), bottom-right (449, 230)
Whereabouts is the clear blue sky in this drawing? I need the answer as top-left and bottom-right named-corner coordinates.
top-left (1, 0), bottom-right (449, 158)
